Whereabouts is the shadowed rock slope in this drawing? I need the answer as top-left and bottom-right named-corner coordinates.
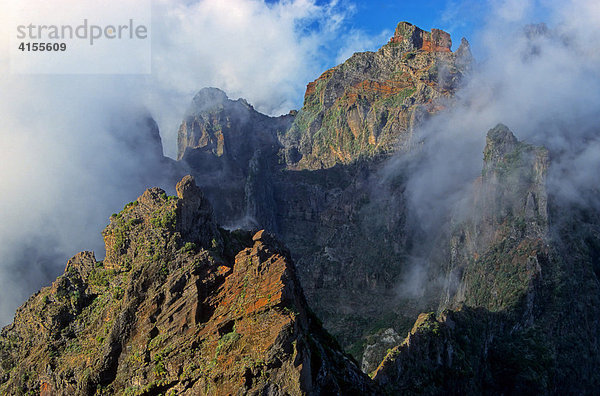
top-left (372, 125), bottom-right (600, 395)
top-left (0, 176), bottom-right (378, 395)
top-left (178, 87), bottom-right (294, 230)
top-left (177, 22), bottom-right (472, 364)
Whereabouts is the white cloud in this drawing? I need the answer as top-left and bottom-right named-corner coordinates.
top-left (0, 0), bottom-right (390, 324)
top-left (394, 0), bottom-right (600, 215)
top-left (492, 0), bottom-right (535, 21)
top-left (382, 0), bottom-right (600, 297)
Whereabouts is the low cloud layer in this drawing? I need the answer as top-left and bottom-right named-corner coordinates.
top-left (0, 0), bottom-right (387, 324)
top-left (387, 0), bottom-right (600, 297)
top-left (1, 0), bottom-right (597, 325)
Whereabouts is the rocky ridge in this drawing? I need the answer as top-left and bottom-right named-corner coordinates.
top-left (372, 125), bottom-right (600, 394)
top-left (0, 176), bottom-right (378, 395)
top-left (4, 18), bottom-right (600, 396)
top-left (177, 23), bottom-right (472, 362)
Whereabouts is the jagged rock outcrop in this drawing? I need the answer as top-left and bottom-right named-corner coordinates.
top-left (443, 123), bottom-right (549, 310)
top-left (360, 328), bottom-right (403, 375)
top-left (388, 22), bottom-right (451, 52)
top-left (372, 125), bottom-right (600, 394)
top-left (0, 176), bottom-right (378, 395)
top-left (177, 88), bottom-right (293, 162)
top-left (176, 22), bottom-right (470, 364)
top-left (281, 22), bottom-right (472, 170)
top-left (177, 88), bottom-right (293, 230)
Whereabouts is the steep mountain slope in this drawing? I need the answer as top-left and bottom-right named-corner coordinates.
top-left (0, 176), bottom-right (378, 395)
top-left (281, 21), bottom-right (472, 170)
top-left (177, 22), bottom-right (472, 362)
top-left (373, 125), bottom-right (600, 394)
top-left (178, 88), bottom-right (295, 230)
top-left (443, 124), bottom-right (549, 312)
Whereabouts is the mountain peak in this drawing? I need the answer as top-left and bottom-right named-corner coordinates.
top-left (483, 124), bottom-right (522, 170)
top-left (478, 124), bottom-right (549, 246)
top-left (102, 175), bottom-right (220, 270)
top-left (486, 123), bottom-right (518, 151)
top-left (389, 21), bottom-right (452, 52)
top-left (190, 87), bottom-right (229, 112)
top-left (286, 20), bottom-right (469, 169)
top-left (192, 86), bottom-right (228, 101)
top-left (175, 174), bottom-right (199, 199)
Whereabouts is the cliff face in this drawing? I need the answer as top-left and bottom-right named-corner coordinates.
top-left (177, 88), bottom-right (294, 230)
top-left (0, 176), bottom-right (378, 395)
top-left (372, 125), bottom-right (600, 394)
top-left (179, 95), bottom-right (423, 363)
top-left (176, 23), bottom-right (471, 363)
top-left (281, 22), bottom-right (472, 170)
top-left (177, 88), bottom-right (294, 162)
top-left (443, 124), bottom-right (549, 311)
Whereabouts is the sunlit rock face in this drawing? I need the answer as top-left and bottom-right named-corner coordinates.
top-left (175, 23), bottom-right (473, 363)
top-left (284, 22), bottom-right (471, 170)
top-left (0, 176), bottom-right (378, 395)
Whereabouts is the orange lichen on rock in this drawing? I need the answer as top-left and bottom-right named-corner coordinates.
top-left (389, 22), bottom-right (452, 52)
top-left (217, 265), bottom-right (231, 276)
top-left (216, 237), bottom-right (289, 317)
top-left (421, 38), bottom-right (452, 52)
top-left (40, 382), bottom-right (52, 396)
top-left (354, 79), bottom-right (409, 96)
top-left (340, 79), bottom-right (413, 110)
top-left (305, 68), bottom-right (336, 98)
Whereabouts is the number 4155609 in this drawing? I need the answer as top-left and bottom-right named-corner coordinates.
top-left (18, 42), bottom-right (66, 51)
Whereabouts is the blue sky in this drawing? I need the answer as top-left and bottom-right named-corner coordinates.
top-left (297, 0), bottom-right (486, 53)
top-left (305, 0), bottom-right (553, 58)
top-left (261, 0), bottom-right (481, 45)
top-left (340, 0), bottom-right (479, 50)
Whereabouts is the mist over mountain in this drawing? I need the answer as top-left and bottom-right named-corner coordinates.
top-left (0, 0), bottom-right (380, 327)
top-left (2, 0), bottom-right (600, 394)
top-left (0, 98), bottom-right (184, 325)
top-left (385, 6), bottom-right (600, 299)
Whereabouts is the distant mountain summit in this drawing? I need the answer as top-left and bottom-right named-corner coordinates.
top-left (177, 87), bottom-right (291, 162)
top-left (388, 21), bottom-right (452, 51)
top-left (281, 21), bottom-right (472, 169)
